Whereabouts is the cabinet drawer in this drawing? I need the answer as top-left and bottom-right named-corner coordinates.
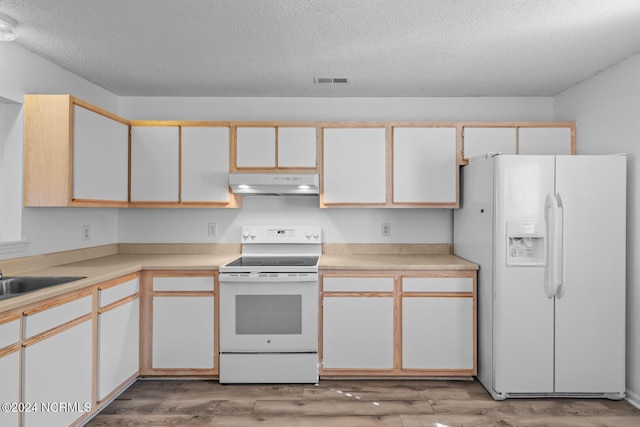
top-left (323, 277), bottom-right (394, 292)
top-left (153, 276), bottom-right (214, 292)
top-left (99, 278), bottom-right (139, 307)
top-left (24, 295), bottom-right (92, 338)
top-left (0, 318), bottom-right (20, 349)
top-left (402, 277), bottom-right (473, 293)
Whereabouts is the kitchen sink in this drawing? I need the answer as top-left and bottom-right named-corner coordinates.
top-left (0, 276), bottom-right (87, 300)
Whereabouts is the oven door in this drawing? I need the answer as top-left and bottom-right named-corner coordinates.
top-left (219, 274), bottom-right (318, 353)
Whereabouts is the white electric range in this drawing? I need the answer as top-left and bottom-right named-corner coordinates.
top-left (218, 225), bottom-right (321, 384)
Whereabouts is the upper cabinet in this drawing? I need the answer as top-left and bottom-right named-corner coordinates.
top-left (23, 95), bottom-right (575, 210)
top-left (233, 125), bottom-right (317, 171)
top-left (24, 95), bottom-right (130, 207)
top-left (462, 123), bottom-right (575, 160)
top-left (518, 127), bottom-right (573, 155)
top-left (462, 127), bottom-right (517, 159)
top-left (235, 127), bottom-right (276, 168)
top-left (130, 126), bottom-right (180, 203)
top-left (393, 127), bottom-right (457, 206)
top-left (130, 124), bottom-right (239, 208)
top-left (322, 127), bottom-right (387, 205)
top-left (181, 126), bottom-right (232, 203)
top-left (73, 105), bottom-right (129, 202)
top-left (322, 125), bottom-right (459, 208)
top-left (277, 127), bottom-right (317, 168)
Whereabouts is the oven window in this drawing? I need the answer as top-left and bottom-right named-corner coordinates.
top-left (235, 295), bottom-right (302, 335)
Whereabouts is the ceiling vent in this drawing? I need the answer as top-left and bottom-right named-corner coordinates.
top-left (314, 76), bottom-right (350, 84)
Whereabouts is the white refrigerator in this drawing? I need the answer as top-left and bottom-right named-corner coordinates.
top-left (454, 154), bottom-right (626, 400)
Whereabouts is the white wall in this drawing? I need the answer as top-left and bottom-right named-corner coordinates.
top-left (554, 53), bottom-right (640, 406)
top-left (118, 96), bottom-right (554, 244)
top-left (0, 101), bottom-right (22, 242)
top-left (118, 197), bottom-right (452, 244)
top-left (0, 43), bottom-right (120, 260)
top-left (119, 96), bottom-right (554, 122)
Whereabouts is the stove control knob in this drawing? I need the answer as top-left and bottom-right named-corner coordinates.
top-left (250, 229), bottom-right (257, 239)
top-left (313, 229), bottom-right (320, 239)
top-left (305, 229), bottom-right (312, 239)
top-left (242, 229), bottom-right (250, 240)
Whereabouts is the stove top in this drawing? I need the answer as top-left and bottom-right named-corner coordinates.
top-left (220, 226), bottom-right (322, 275)
top-left (224, 256), bottom-right (319, 268)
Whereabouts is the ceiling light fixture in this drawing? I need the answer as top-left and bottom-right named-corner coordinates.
top-left (0, 12), bottom-right (18, 42)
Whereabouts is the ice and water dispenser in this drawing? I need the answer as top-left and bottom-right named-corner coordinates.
top-left (506, 220), bottom-right (546, 266)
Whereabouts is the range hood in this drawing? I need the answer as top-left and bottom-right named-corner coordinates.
top-left (228, 173), bottom-right (319, 195)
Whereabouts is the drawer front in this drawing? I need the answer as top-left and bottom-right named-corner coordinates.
top-left (99, 278), bottom-right (139, 307)
top-left (24, 295), bottom-right (92, 338)
top-left (153, 276), bottom-right (214, 292)
top-left (402, 277), bottom-right (473, 293)
top-left (0, 319), bottom-right (20, 349)
top-left (323, 277), bottom-right (394, 292)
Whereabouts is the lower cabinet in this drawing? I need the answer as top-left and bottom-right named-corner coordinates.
top-left (321, 271), bottom-right (476, 376)
top-left (323, 296), bottom-right (394, 369)
top-left (402, 296), bottom-right (474, 370)
top-left (144, 273), bottom-right (216, 374)
top-left (0, 350), bottom-right (20, 426)
top-left (0, 315), bottom-right (20, 427)
top-left (402, 276), bottom-right (475, 372)
top-left (322, 276), bottom-right (395, 371)
top-left (97, 275), bottom-right (140, 402)
top-left (22, 291), bottom-right (93, 427)
top-left (0, 270), bottom-right (220, 425)
top-left (152, 296), bottom-right (215, 369)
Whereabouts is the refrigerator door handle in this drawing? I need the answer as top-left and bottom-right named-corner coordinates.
top-left (544, 193), bottom-right (559, 298)
top-left (555, 193), bottom-right (565, 298)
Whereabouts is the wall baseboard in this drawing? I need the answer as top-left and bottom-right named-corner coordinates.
top-left (627, 388), bottom-right (640, 409)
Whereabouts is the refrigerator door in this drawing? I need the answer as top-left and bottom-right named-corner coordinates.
top-left (493, 155), bottom-right (556, 394)
top-left (554, 155), bottom-right (626, 394)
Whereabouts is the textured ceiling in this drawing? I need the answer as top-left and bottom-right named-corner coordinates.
top-left (1, 0), bottom-right (640, 97)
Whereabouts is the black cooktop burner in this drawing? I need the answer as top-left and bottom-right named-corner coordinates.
top-left (225, 256), bottom-right (319, 267)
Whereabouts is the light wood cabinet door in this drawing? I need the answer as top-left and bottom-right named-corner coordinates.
top-left (322, 296), bottom-right (394, 369)
top-left (518, 127), bottom-right (573, 155)
top-left (393, 127), bottom-right (457, 204)
top-left (402, 296), bottom-right (474, 369)
top-left (462, 127), bottom-right (517, 159)
top-left (72, 105), bottom-right (129, 201)
top-left (322, 128), bottom-right (387, 204)
top-left (181, 126), bottom-right (231, 202)
top-left (130, 126), bottom-right (180, 202)
top-left (23, 320), bottom-right (93, 427)
top-left (277, 127), bottom-right (317, 168)
top-left (98, 298), bottom-right (139, 401)
top-left (152, 296), bottom-right (215, 369)
top-left (236, 127), bottom-right (276, 168)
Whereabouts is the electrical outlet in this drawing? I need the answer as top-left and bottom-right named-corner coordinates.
top-left (81, 225), bottom-right (91, 241)
top-left (381, 222), bottom-right (391, 237)
top-left (208, 223), bottom-right (217, 237)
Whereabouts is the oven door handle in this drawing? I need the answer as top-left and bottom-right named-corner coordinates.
top-left (219, 273), bottom-right (318, 282)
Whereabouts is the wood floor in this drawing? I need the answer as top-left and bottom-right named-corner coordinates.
top-left (87, 379), bottom-right (640, 426)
